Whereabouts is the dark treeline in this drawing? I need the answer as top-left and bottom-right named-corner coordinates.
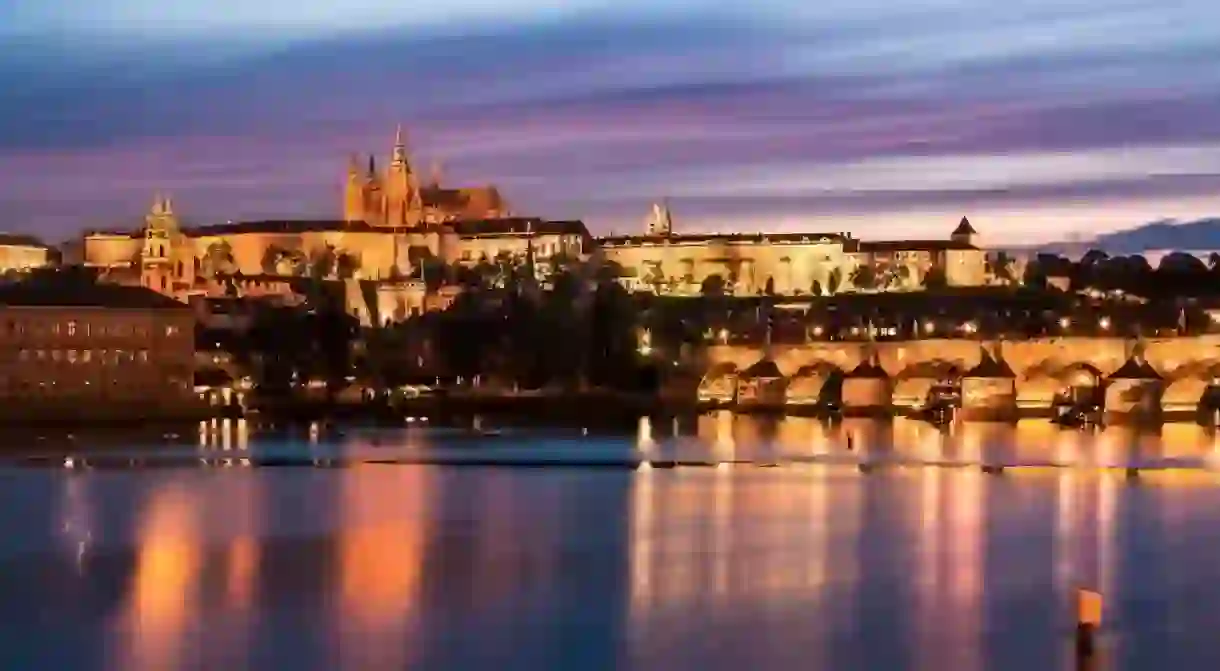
top-left (1025, 249), bottom-right (1220, 298)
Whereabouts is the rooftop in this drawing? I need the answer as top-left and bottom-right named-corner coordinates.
top-left (0, 273), bottom-right (188, 309)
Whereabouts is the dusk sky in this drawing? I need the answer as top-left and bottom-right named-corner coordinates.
top-left (4, 1), bottom-right (1220, 244)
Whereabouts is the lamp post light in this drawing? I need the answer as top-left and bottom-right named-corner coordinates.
top-left (1059, 316), bottom-right (1071, 331)
top-left (1098, 316), bottom-right (1111, 331)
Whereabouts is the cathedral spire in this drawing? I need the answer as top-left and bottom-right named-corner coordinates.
top-left (367, 154), bottom-right (377, 179)
top-left (391, 124), bottom-right (408, 168)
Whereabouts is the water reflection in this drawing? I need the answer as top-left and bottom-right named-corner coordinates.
top-left (7, 416), bottom-right (1220, 669)
top-left (115, 485), bottom-right (203, 671)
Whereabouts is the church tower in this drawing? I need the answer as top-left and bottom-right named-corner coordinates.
top-left (646, 200), bottom-right (674, 237)
top-left (382, 125), bottom-right (423, 227)
top-left (343, 154), bottom-right (366, 222)
top-left (141, 193), bottom-right (178, 294)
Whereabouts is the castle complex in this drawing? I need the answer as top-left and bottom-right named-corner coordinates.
top-left (600, 204), bottom-right (988, 295)
top-left (80, 128), bottom-right (589, 322)
top-left (77, 126), bottom-right (992, 321)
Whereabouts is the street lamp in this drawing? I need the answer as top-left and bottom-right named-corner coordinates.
top-left (1059, 316), bottom-right (1071, 330)
top-left (1099, 316), bottom-right (1111, 330)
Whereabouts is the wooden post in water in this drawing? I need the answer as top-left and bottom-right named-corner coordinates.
top-left (1075, 589), bottom-right (1102, 669)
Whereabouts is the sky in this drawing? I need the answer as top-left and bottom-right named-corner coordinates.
top-left (4, 0), bottom-right (1220, 244)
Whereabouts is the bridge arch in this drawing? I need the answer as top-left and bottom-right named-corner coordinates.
top-left (1163, 360), bottom-right (1220, 415)
top-left (786, 361), bottom-right (845, 406)
top-left (697, 362), bottom-right (739, 405)
top-left (892, 359), bottom-right (964, 409)
top-left (1018, 360), bottom-right (1104, 408)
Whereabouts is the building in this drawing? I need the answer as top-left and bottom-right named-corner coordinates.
top-left (598, 205), bottom-right (989, 296)
top-left (0, 280), bottom-right (198, 421)
top-left (0, 234), bottom-right (53, 277)
top-left (80, 127), bottom-right (592, 303)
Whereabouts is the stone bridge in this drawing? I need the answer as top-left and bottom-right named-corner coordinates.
top-left (694, 336), bottom-right (1220, 418)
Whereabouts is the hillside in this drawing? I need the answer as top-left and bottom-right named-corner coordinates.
top-left (1035, 218), bottom-right (1220, 255)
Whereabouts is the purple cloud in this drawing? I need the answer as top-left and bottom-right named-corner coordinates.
top-left (4, 10), bottom-right (1220, 243)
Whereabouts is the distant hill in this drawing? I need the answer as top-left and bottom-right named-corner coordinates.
top-left (1034, 218), bottom-right (1220, 256)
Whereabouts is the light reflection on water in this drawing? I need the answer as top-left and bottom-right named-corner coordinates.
top-left (3, 415), bottom-right (1220, 669)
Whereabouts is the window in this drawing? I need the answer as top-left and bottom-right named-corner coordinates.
top-left (138, 350), bottom-right (148, 363)
top-left (51, 350), bottom-right (61, 362)
top-left (35, 350), bottom-right (45, 360)
top-left (66, 320), bottom-right (76, 336)
top-left (82, 350), bottom-right (92, 363)
top-left (67, 350), bottom-right (77, 363)
top-left (166, 325), bottom-right (178, 337)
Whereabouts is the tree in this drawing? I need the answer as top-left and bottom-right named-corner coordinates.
top-left (700, 274), bottom-right (728, 297)
top-left (849, 264), bottom-right (877, 292)
top-left (923, 265), bottom-right (947, 290)
top-left (261, 245), bottom-right (286, 275)
top-left (643, 262), bottom-right (666, 294)
top-left (202, 240), bottom-right (235, 277)
top-left (988, 251), bottom-right (1016, 284)
top-left (309, 245), bottom-right (338, 279)
top-left (336, 252), bottom-right (361, 280)
top-left (826, 268), bottom-right (843, 295)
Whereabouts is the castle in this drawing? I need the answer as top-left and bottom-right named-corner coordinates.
top-left (598, 203), bottom-right (989, 296)
top-left (82, 128), bottom-right (591, 315)
top-left (80, 126), bottom-right (992, 322)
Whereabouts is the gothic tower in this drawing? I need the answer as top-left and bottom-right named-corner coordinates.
top-left (382, 125), bottom-right (423, 227)
top-left (141, 193), bottom-right (178, 293)
top-left (343, 154), bottom-right (365, 222)
top-left (646, 200), bottom-right (674, 237)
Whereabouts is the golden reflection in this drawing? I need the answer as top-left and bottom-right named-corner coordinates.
top-left (637, 416), bottom-right (656, 453)
top-left (116, 484), bottom-right (202, 671)
top-left (225, 536), bottom-right (259, 611)
top-left (712, 467), bottom-right (732, 597)
top-left (1013, 420), bottom-right (1060, 463)
top-left (713, 410), bottom-right (735, 459)
top-left (629, 469), bottom-right (655, 610)
top-left (1054, 429), bottom-right (1082, 466)
top-left (337, 469), bottom-right (427, 627)
top-left (221, 418), bottom-right (233, 451)
top-left (957, 422), bottom-right (984, 463)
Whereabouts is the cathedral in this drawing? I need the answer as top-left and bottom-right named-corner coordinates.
top-left (343, 126), bottom-right (508, 226)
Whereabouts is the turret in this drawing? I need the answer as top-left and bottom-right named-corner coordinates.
top-left (951, 216), bottom-right (978, 246)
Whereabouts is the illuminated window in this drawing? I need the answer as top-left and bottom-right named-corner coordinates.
top-left (166, 325), bottom-right (179, 336)
top-left (67, 350), bottom-right (77, 363)
top-left (35, 350), bottom-right (45, 360)
top-left (66, 321), bottom-right (76, 336)
top-left (82, 350), bottom-right (92, 363)
top-left (51, 350), bottom-right (61, 362)
top-left (138, 350), bottom-right (148, 362)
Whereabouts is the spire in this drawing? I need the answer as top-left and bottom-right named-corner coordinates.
top-left (163, 194), bottom-right (173, 215)
top-left (429, 159), bottom-right (444, 187)
top-left (150, 192), bottom-right (165, 215)
top-left (347, 153), bottom-right (361, 177)
top-left (391, 124), bottom-right (408, 168)
top-left (367, 154), bottom-right (376, 178)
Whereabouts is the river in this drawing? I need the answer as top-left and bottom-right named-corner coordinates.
top-left (1, 414), bottom-right (1219, 670)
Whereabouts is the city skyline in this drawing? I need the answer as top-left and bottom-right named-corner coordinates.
top-left (4, 1), bottom-right (1220, 244)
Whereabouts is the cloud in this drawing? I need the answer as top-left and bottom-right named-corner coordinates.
top-left (4, 3), bottom-right (1220, 242)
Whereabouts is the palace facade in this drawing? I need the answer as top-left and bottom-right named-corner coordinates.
top-left (598, 204), bottom-right (989, 296)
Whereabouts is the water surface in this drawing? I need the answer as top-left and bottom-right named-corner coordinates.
top-left (2, 415), bottom-right (1219, 670)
